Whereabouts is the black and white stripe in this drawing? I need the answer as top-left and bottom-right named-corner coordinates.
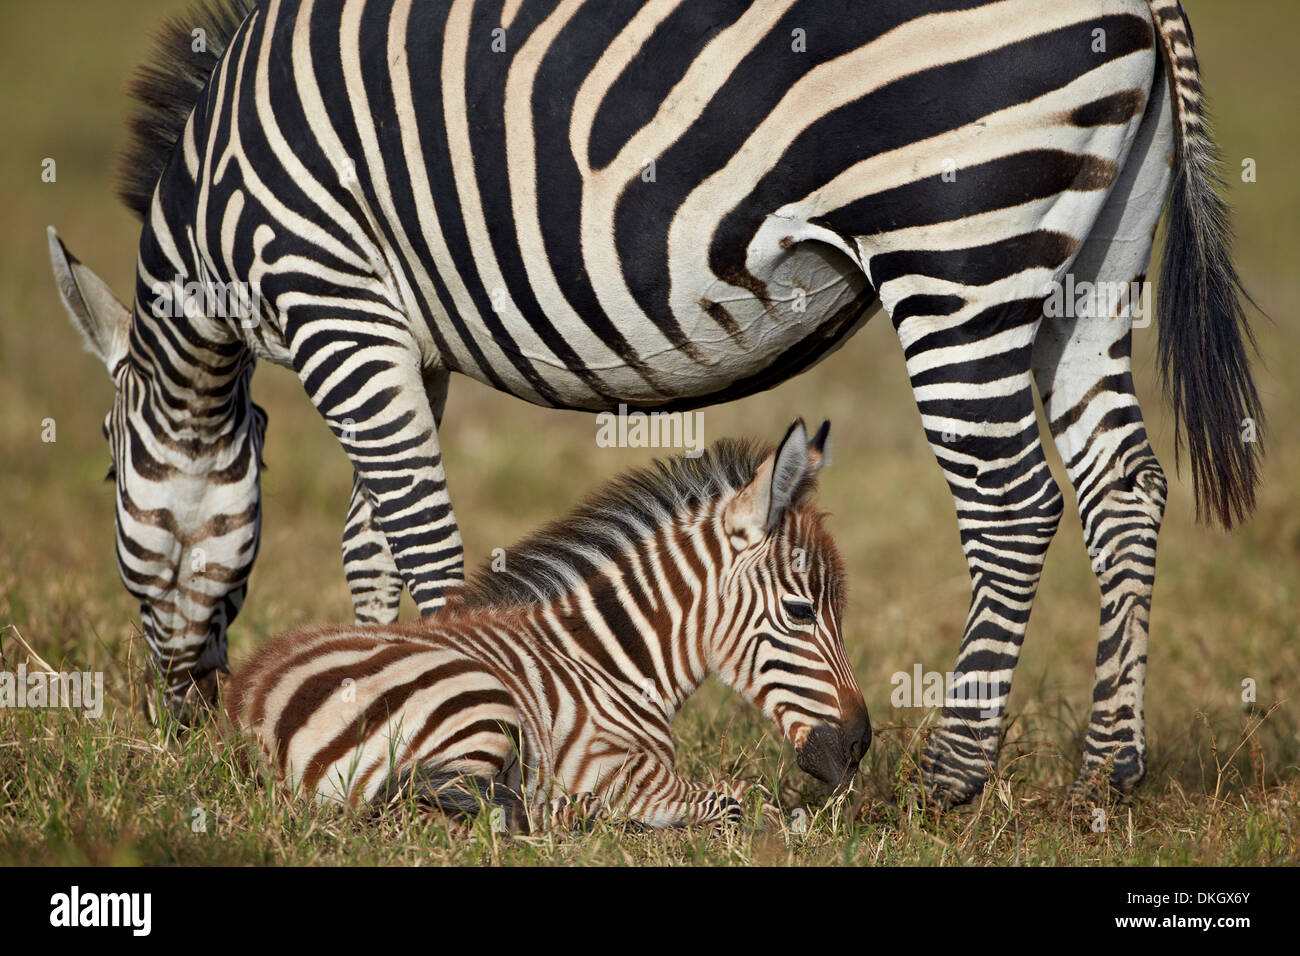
top-left (52, 0), bottom-right (1260, 805)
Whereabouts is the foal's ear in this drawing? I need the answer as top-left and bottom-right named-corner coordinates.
top-left (725, 418), bottom-right (829, 550)
top-left (48, 226), bottom-right (131, 380)
top-left (807, 419), bottom-right (831, 471)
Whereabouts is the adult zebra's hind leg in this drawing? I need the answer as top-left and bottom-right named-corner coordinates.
top-left (857, 257), bottom-right (1068, 807)
top-left (903, 311), bottom-right (1064, 809)
top-left (1036, 319), bottom-right (1165, 807)
top-left (1033, 59), bottom-right (1175, 806)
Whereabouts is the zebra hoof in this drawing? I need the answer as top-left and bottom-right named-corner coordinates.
top-left (140, 669), bottom-right (222, 730)
top-left (1066, 773), bottom-right (1107, 816)
top-left (917, 779), bottom-right (984, 812)
top-left (174, 671), bottom-right (221, 727)
top-left (712, 796), bottom-right (750, 832)
top-left (1068, 753), bottom-right (1146, 810)
top-left (918, 734), bottom-right (990, 811)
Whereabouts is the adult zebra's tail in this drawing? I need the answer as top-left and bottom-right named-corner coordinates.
top-left (1148, 0), bottom-right (1263, 528)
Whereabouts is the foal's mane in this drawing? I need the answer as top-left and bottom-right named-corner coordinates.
top-left (451, 439), bottom-right (771, 608)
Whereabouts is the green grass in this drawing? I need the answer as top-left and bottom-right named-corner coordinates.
top-left (2, 683), bottom-right (1294, 866)
top-left (1, 0), bottom-right (1298, 865)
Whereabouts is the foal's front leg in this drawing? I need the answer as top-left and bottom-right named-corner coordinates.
top-left (542, 793), bottom-right (610, 831)
top-left (600, 754), bottom-right (782, 829)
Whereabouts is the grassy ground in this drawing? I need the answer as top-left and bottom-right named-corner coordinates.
top-left (1, 1), bottom-right (1297, 865)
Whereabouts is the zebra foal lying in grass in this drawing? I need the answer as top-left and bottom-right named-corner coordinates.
top-left (225, 419), bottom-right (871, 831)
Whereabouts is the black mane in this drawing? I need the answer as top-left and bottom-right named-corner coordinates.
top-left (453, 439), bottom-right (771, 608)
top-left (117, 0), bottom-right (257, 220)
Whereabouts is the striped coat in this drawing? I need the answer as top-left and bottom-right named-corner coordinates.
top-left (227, 420), bottom-right (871, 830)
top-left (52, 0), bottom-right (1260, 810)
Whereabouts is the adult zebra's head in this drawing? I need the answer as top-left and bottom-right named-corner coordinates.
top-left (712, 420), bottom-right (870, 789)
top-left (49, 229), bottom-right (266, 725)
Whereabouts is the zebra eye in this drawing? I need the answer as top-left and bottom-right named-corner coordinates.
top-left (782, 598), bottom-right (816, 623)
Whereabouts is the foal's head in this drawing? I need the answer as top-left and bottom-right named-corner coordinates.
top-left (708, 419), bottom-right (870, 788)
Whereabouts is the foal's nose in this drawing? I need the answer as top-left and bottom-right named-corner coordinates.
top-left (845, 711), bottom-right (872, 766)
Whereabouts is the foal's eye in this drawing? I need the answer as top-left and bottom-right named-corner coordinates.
top-left (782, 598), bottom-right (816, 623)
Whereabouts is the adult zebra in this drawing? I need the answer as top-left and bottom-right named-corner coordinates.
top-left (50, 0), bottom-right (1260, 807)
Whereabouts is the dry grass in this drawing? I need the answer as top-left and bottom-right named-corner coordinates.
top-left (1, 0), bottom-right (1297, 865)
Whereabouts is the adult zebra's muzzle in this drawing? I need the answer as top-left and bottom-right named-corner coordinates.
top-left (796, 711), bottom-right (872, 788)
top-left (138, 599), bottom-right (234, 727)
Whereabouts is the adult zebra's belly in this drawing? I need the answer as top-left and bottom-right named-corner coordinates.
top-left (439, 236), bottom-right (877, 412)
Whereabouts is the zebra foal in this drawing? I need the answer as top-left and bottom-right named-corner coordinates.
top-left (225, 420), bottom-right (871, 830)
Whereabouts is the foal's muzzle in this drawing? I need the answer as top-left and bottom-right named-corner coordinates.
top-left (796, 712), bottom-right (872, 787)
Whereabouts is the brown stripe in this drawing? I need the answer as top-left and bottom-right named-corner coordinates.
top-left (274, 643), bottom-right (435, 772)
top-left (302, 671), bottom-right (511, 794)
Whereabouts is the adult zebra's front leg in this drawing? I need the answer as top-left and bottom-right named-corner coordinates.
top-left (340, 370), bottom-right (452, 624)
top-left (888, 290), bottom-right (1064, 808)
top-left (342, 473), bottom-right (403, 624)
top-left (288, 312), bottom-right (464, 615)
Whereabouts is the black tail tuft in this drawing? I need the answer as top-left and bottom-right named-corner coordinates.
top-left (117, 0), bottom-right (257, 220)
top-left (1155, 83), bottom-right (1264, 529)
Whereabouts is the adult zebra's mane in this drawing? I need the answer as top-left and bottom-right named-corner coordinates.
top-left (452, 439), bottom-right (772, 609)
top-left (117, 0), bottom-right (258, 219)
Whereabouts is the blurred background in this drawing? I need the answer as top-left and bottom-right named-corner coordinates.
top-left (2, 0), bottom-right (1296, 796)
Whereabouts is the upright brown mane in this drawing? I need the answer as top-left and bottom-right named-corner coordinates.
top-left (450, 438), bottom-right (773, 609)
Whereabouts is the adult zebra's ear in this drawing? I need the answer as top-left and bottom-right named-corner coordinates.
top-left (725, 418), bottom-right (823, 550)
top-left (48, 227), bottom-right (131, 380)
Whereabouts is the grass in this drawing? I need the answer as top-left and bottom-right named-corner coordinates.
top-left (1, 0), bottom-right (1297, 865)
top-left (2, 666), bottom-right (1294, 866)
